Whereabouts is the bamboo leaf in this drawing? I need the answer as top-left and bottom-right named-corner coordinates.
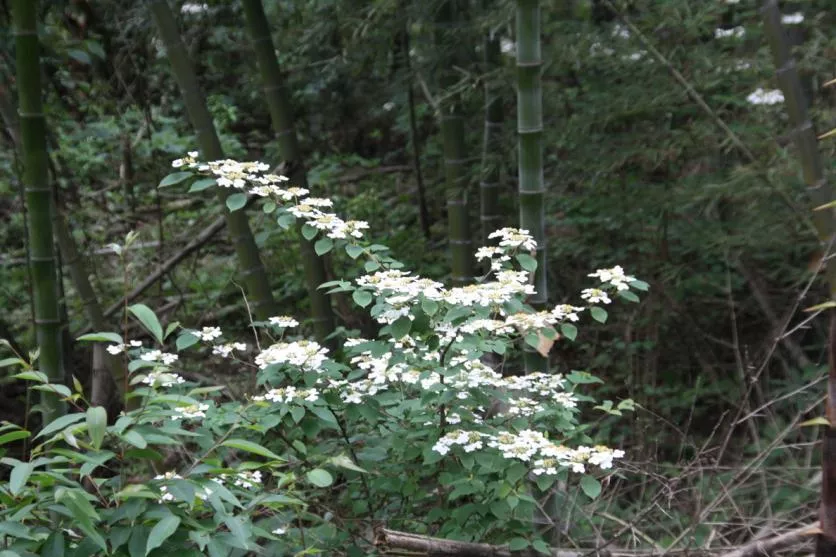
top-left (220, 439), bottom-right (284, 461)
top-left (0, 431), bottom-right (30, 446)
top-left (128, 304), bottom-right (164, 344)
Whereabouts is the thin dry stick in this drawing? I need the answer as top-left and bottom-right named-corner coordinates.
top-left (718, 522), bottom-right (820, 557)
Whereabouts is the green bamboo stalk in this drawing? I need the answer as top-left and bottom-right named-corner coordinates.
top-left (480, 24), bottom-right (503, 245)
top-left (13, 0), bottom-right (66, 425)
top-left (148, 0), bottom-right (278, 320)
top-left (761, 3), bottom-right (836, 553)
top-left (240, 0), bottom-right (336, 343)
top-left (436, 0), bottom-right (474, 286)
top-left (516, 0), bottom-right (547, 373)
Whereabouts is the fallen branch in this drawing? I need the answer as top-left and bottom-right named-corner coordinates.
top-left (718, 523), bottom-right (819, 557)
top-left (375, 525), bottom-right (820, 557)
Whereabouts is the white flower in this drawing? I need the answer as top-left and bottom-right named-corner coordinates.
top-left (220, 470), bottom-right (263, 490)
top-left (195, 326), bottom-right (222, 341)
top-left (272, 527), bottom-right (287, 536)
top-left (172, 403), bottom-right (209, 420)
top-left (269, 316), bottom-right (299, 328)
top-left (746, 88), bottom-right (784, 105)
top-left (581, 288), bottom-right (611, 305)
top-left (612, 24), bottom-right (630, 39)
top-left (212, 342), bottom-right (246, 358)
top-left (383, 102), bottom-right (395, 111)
top-left (487, 228), bottom-right (537, 252)
top-left (141, 371), bottom-right (186, 388)
top-left (140, 350), bottom-right (179, 365)
top-left (714, 26), bottom-right (745, 39)
top-left (255, 340), bottom-right (329, 372)
top-left (181, 3), bottom-right (208, 15)
top-left (781, 12), bottom-right (803, 25)
top-left (500, 38), bottom-right (515, 56)
top-left (588, 265), bottom-right (635, 290)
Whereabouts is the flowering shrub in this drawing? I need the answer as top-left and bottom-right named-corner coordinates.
top-left (0, 156), bottom-right (646, 555)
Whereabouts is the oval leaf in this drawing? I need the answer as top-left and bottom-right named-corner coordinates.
top-left (86, 407), bottom-right (107, 450)
top-left (145, 515), bottom-right (180, 556)
top-left (306, 468), bottom-right (333, 487)
top-left (159, 171), bottom-right (193, 188)
top-left (128, 304), bottom-right (164, 344)
top-left (226, 193), bottom-right (248, 212)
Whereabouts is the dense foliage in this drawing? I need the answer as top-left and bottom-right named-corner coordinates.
top-left (0, 0), bottom-right (834, 555)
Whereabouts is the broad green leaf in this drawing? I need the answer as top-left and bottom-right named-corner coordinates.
top-left (590, 306), bottom-right (608, 323)
top-left (352, 290), bottom-right (372, 308)
top-left (226, 193), bottom-right (248, 212)
top-left (68, 49), bottom-right (91, 65)
top-left (159, 171), bottom-right (193, 188)
top-left (580, 475), bottom-right (602, 499)
top-left (36, 412), bottom-right (86, 439)
top-left (508, 538), bottom-right (529, 551)
top-left (121, 430), bottom-right (147, 449)
top-left (0, 431), bottom-right (30, 446)
top-left (532, 539), bottom-right (551, 555)
top-left (41, 531), bottom-right (65, 557)
top-left (128, 304), bottom-right (164, 344)
top-left (220, 439), bottom-right (284, 461)
top-left (145, 515), bottom-right (180, 556)
top-left (515, 253), bottom-right (537, 272)
top-left (364, 260), bottom-right (381, 273)
top-left (345, 245), bottom-right (364, 259)
top-left (86, 407), bottom-right (107, 450)
top-left (277, 213), bottom-right (295, 229)
top-left (306, 468), bottom-right (333, 487)
top-left (314, 237), bottom-right (333, 256)
top-left (421, 299), bottom-right (438, 316)
top-left (618, 290), bottom-right (640, 303)
top-left (389, 316), bottom-right (412, 339)
top-left (301, 224), bottom-right (318, 240)
top-left (76, 332), bottom-right (123, 344)
top-left (164, 322), bottom-right (180, 340)
top-left (9, 462), bottom-right (33, 495)
top-left (176, 332), bottom-right (200, 351)
top-left (188, 178), bottom-right (216, 192)
top-left (560, 323), bottom-right (578, 341)
top-left (262, 200), bottom-right (277, 213)
top-left (629, 279), bottom-right (650, 291)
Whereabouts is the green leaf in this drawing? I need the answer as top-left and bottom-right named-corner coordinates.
top-left (36, 412), bottom-right (86, 439)
top-left (515, 253), bottom-right (537, 272)
top-left (41, 531), bottom-right (65, 557)
top-left (32, 384), bottom-right (72, 398)
top-left (306, 468), bottom-right (333, 487)
top-left (618, 290), bottom-right (640, 303)
top-left (580, 475), bottom-right (602, 499)
top-left (590, 307), bottom-right (608, 324)
top-left (0, 357), bottom-right (24, 368)
top-left (345, 245), bottom-right (364, 259)
top-left (421, 299), bottom-right (439, 316)
top-left (158, 171), bottom-right (193, 188)
top-left (85, 40), bottom-right (106, 59)
top-left (389, 316), bottom-right (412, 339)
top-left (226, 193), bottom-right (248, 212)
top-left (800, 416), bottom-right (830, 427)
top-left (629, 279), bottom-right (649, 291)
top-left (352, 290), bottom-right (372, 308)
top-left (121, 430), bottom-right (147, 449)
top-left (0, 431), bottom-right (30, 446)
top-left (176, 332), bottom-right (199, 351)
top-left (560, 323), bottom-right (578, 341)
top-left (314, 237), bottom-right (334, 256)
top-left (145, 515), bottom-right (180, 556)
top-left (364, 260), bottom-right (381, 273)
top-left (68, 49), bottom-right (91, 64)
top-left (277, 213), bottom-right (295, 229)
top-left (86, 407), bottom-right (107, 450)
top-left (327, 454), bottom-right (367, 474)
top-left (13, 371), bottom-right (48, 383)
top-left (301, 224), bottom-right (318, 240)
top-left (164, 322), bottom-right (180, 340)
top-left (9, 462), bottom-right (33, 495)
top-left (223, 516), bottom-right (250, 549)
top-left (128, 304), bottom-right (164, 344)
top-left (532, 539), bottom-right (551, 555)
top-left (508, 538), bottom-right (529, 551)
top-left (76, 332), bottom-right (123, 344)
top-left (220, 439), bottom-right (284, 461)
top-left (188, 178), bottom-right (216, 192)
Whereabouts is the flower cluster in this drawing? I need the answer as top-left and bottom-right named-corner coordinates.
top-left (434, 429), bottom-right (624, 475)
top-left (255, 340), bottom-right (329, 372)
top-left (488, 228), bottom-right (537, 252)
top-left (269, 316), bottom-right (299, 328)
top-left (195, 326), bottom-right (222, 341)
top-left (221, 470), bottom-right (263, 490)
top-left (715, 26), bottom-right (745, 39)
top-left (212, 342), bottom-right (247, 358)
top-left (252, 386), bottom-right (319, 404)
top-left (140, 349), bottom-right (179, 365)
top-left (141, 370), bottom-right (186, 388)
top-left (106, 340), bottom-right (142, 355)
top-left (747, 88), bottom-right (784, 105)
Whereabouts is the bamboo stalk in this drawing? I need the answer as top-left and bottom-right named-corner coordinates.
top-left (148, 0), bottom-right (278, 321)
top-left (516, 0), bottom-right (547, 373)
top-left (13, 0), bottom-right (66, 424)
top-left (241, 0), bottom-right (336, 343)
top-left (760, 1), bottom-right (836, 552)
